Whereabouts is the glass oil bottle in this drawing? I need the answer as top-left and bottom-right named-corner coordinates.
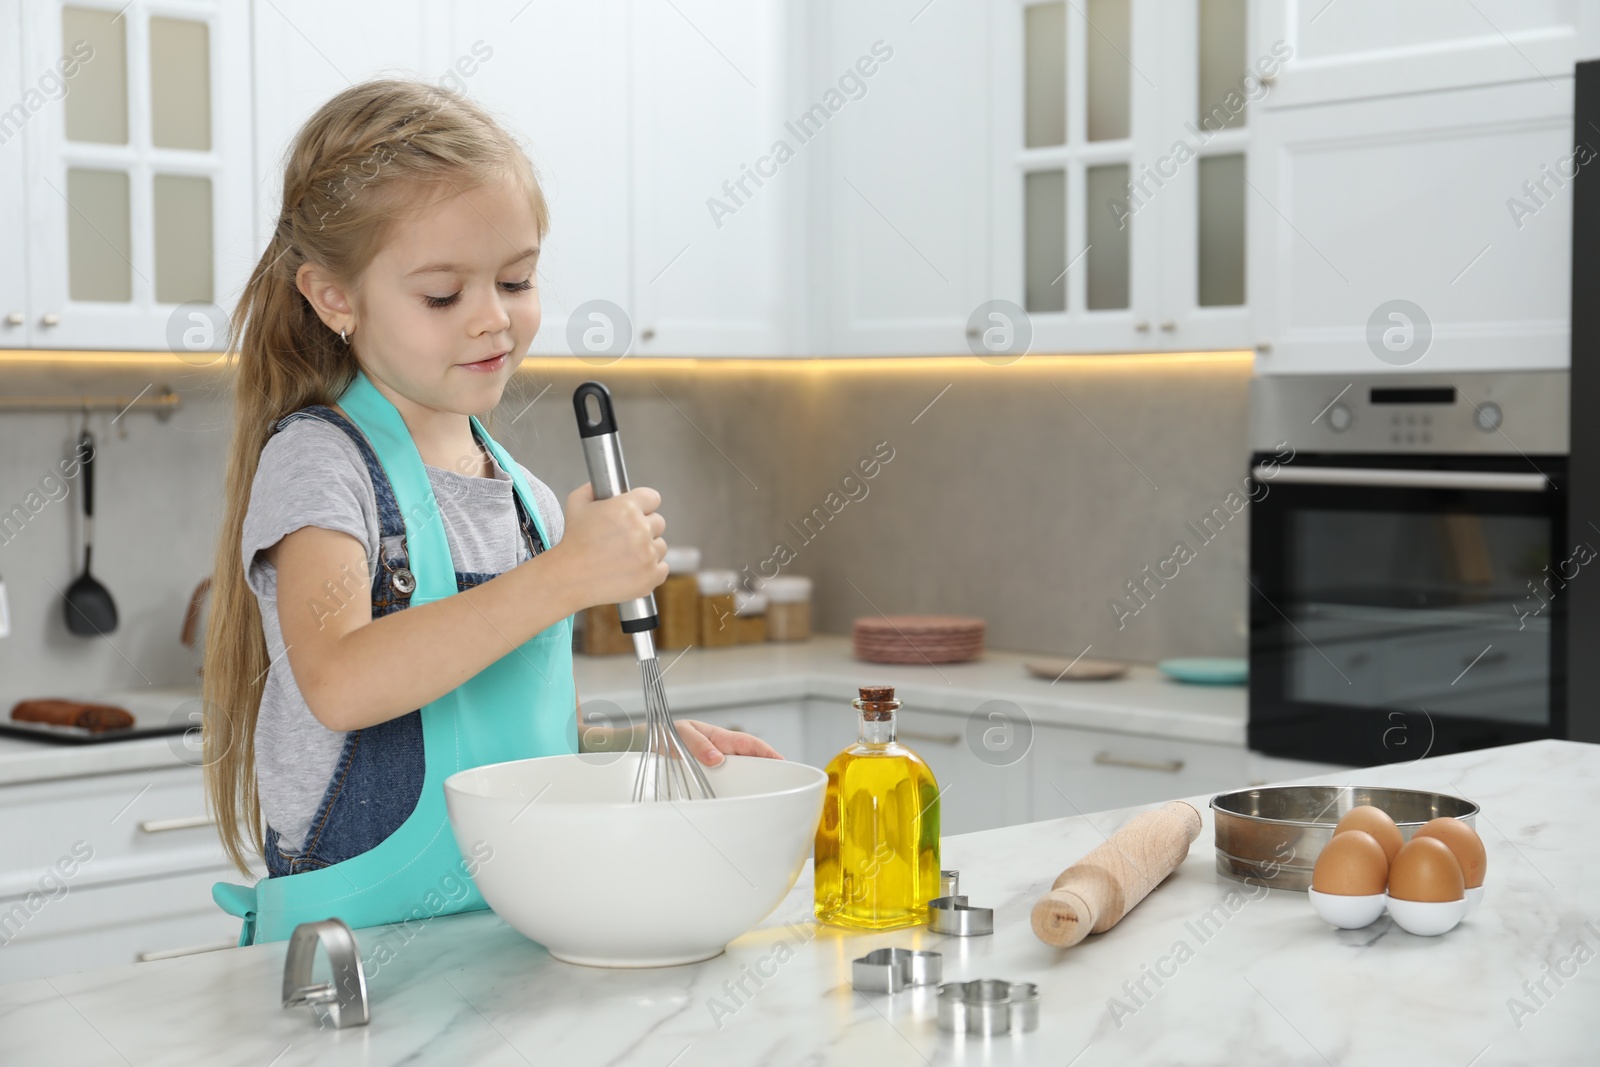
top-left (813, 685), bottom-right (941, 929)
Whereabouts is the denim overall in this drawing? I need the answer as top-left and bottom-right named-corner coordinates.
top-left (213, 369), bottom-right (578, 945)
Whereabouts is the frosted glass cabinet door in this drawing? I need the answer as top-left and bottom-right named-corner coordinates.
top-left (1149, 0), bottom-right (1251, 352)
top-left (993, 0), bottom-right (1161, 355)
top-left (995, 0), bottom-right (1255, 354)
top-left (20, 1), bottom-right (252, 351)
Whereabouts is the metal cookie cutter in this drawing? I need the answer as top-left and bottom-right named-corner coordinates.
top-left (940, 869), bottom-right (960, 897)
top-left (852, 947), bottom-right (943, 993)
top-left (929, 895), bottom-right (995, 936)
top-left (937, 979), bottom-right (1041, 1036)
top-left (282, 919), bottom-right (370, 1029)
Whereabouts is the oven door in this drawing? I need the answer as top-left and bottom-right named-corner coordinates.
top-left (1248, 454), bottom-right (1567, 766)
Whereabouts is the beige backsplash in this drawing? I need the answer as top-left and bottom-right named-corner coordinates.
top-left (0, 355), bottom-right (1252, 701)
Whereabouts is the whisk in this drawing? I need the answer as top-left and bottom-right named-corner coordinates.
top-left (573, 382), bottom-right (716, 802)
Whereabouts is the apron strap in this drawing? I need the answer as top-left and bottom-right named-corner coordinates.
top-left (212, 882), bottom-right (258, 947)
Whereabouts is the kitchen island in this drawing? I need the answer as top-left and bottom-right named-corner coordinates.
top-left (2, 739), bottom-right (1593, 1066)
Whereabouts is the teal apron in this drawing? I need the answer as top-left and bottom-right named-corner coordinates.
top-left (213, 370), bottom-right (577, 945)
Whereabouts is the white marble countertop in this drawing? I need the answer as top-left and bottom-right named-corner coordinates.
top-left (0, 636), bottom-right (1245, 786)
top-left (2, 739), bottom-right (1592, 1066)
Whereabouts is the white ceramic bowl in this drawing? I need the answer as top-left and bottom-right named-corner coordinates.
top-left (444, 753), bottom-right (826, 967)
top-left (1307, 888), bottom-right (1387, 929)
top-left (1386, 894), bottom-right (1468, 936)
top-left (1465, 885), bottom-right (1485, 915)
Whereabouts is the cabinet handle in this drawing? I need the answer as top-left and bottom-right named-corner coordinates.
top-left (1134, 320), bottom-right (1151, 331)
top-left (900, 729), bottom-right (961, 746)
top-left (1159, 321), bottom-right (1176, 332)
top-left (1093, 751), bottom-right (1184, 774)
top-left (640, 327), bottom-right (656, 341)
top-left (40, 313), bottom-right (60, 327)
top-left (1255, 341), bottom-right (1274, 354)
top-left (137, 814), bottom-right (216, 834)
top-left (137, 940), bottom-right (234, 963)
top-left (4, 312), bottom-right (22, 326)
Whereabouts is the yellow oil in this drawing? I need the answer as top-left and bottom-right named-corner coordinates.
top-left (813, 739), bottom-right (941, 929)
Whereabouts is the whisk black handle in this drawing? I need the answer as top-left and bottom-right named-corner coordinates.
top-left (573, 382), bottom-right (659, 634)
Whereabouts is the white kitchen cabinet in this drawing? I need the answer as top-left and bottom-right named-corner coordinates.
top-left (446, 1), bottom-right (630, 358)
top-left (676, 700), bottom-right (807, 767)
top-left (1248, 78), bottom-right (1573, 374)
top-left (802, 696), bottom-right (863, 769)
top-left (251, 1), bottom-right (448, 261)
top-left (630, 0), bottom-right (797, 356)
top-left (252, 2), bottom-right (789, 359)
top-left (1029, 721), bottom-right (1246, 819)
top-left (822, 0), bottom-right (992, 355)
top-left (1245, 750), bottom-right (1347, 785)
top-left (0, 765), bottom-right (244, 983)
top-left (1256, 0), bottom-right (1577, 109)
top-left (16, 0), bottom-right (253, 351)
top-left (0, 868), bottom-right (239, 983)
top-left (0, 767), bottom-right (224, 896)
top-left (896, 706), bottom-right (1031, 837)
top-left (1, 0), bottom-right (28, 347)
top-left (991, 0), bottom-right (1255, 356)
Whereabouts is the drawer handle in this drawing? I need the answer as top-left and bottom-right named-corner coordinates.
top-left (900, 730), bottom-right (961, 746)
top-left (1093, 751), bottom-right (1184, 774)
top-left (137, 940), bottom-right (235, 963)
top-left (137, 815), bottom-right (216, 834)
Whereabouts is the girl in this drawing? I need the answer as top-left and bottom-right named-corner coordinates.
top-left (204, 79), bottom-right (779, 946)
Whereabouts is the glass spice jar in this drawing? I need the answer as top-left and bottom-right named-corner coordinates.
top-left (763, 576), bottom-right (812, 642)
top-left (696, 569), bottom-right (740, 648)
top-left (656, 546), bottom-right (701, 650)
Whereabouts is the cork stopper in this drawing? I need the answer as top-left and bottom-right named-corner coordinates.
top-left (854, 685), bottom-right (900, 721)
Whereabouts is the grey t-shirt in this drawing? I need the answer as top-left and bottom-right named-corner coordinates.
top-left (241, 416), bottom-right (564, 853)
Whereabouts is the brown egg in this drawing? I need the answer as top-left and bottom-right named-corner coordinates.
top-left (1414, 818), bottom-right (1487, 889)
top-left (1311, 830), bottom-right (1389, 896)
top-left (1388, 837), bottom-right (1465, 902)
top-left (1334, 805), bottom-right (1403, 865)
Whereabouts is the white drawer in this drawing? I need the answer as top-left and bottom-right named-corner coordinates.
top-left (0, 767), bottom-right (226, 895)
top-left (1031, 726), bottom-right (1247, 820)
top-left (681, 702), bottom-right (806, 765)
top-left (895, 707), bottom-right (1030, 836)
top-left (0, 867), bottom-right (239, 983)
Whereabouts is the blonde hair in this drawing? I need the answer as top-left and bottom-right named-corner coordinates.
top-left (204, 78), bottom-right (550, 876)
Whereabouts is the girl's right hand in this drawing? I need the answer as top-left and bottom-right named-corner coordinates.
top-left (550, 482), bottom-right (668, 609)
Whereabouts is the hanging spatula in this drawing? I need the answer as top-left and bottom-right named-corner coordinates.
top-left (63, 428), bottom-right (118, 636)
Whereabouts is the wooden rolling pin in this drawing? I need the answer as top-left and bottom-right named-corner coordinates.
top-left (1031, 800), bottom-right (1202, 948)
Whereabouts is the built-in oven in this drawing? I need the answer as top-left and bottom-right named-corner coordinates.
top-left (1247, 372), bottom-right (1570, 766)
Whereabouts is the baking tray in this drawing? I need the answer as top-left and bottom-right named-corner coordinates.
top-left (0, 692), bottom-right (200, 745)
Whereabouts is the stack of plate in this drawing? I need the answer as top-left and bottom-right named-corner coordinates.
top-left (852, 615), bottom-right (985, 665)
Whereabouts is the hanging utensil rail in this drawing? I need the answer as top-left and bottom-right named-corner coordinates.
top-left (0, 387), bottom-right (182, 420)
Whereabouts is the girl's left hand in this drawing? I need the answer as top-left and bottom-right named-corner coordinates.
top-left (674, 720), bottom-right (785, 766)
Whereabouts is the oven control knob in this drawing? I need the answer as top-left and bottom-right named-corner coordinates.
top-left (1475, 402), bottom-right (1503, 433)
top-left (1327, 402), bottom-right (1353, 432)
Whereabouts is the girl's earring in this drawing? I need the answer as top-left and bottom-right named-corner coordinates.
top-left (340, 327), bottom-right (349, 345)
